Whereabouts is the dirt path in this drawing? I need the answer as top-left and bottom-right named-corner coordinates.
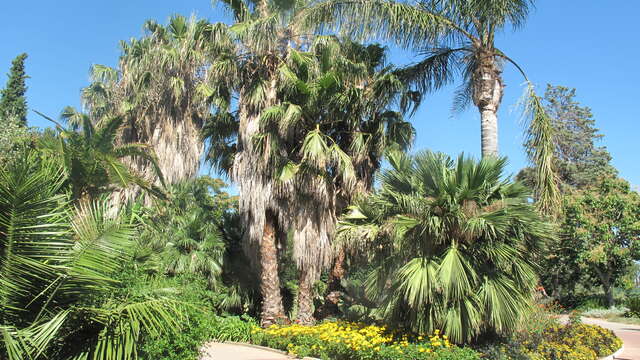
top-left (580, 317), bottom-right (640, 360)
top-left (199, 342), bottom-right (293, 360)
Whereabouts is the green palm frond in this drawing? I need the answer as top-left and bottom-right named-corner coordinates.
top-left (520, 83), bottom-right (561, 217)
top-left (339, 150), bottom-right (555, 342)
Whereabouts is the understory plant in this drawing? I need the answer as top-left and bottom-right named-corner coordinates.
top-left (0, 149), bottom-right (182, 360)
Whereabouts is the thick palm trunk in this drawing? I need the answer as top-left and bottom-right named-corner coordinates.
top-left (259, 213), bottom-right (286, 327)
top-left (316, 248), bottom-right (346, 319)
top-left (234, 76), bottom-right (288, 326)
top-left (473, 49), bottom-right (504, 158)
top-left (296, 268), bottom-right (315, 325)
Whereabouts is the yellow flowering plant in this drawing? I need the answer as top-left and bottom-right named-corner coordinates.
top-left (250, 321), bottom-right (480, 360)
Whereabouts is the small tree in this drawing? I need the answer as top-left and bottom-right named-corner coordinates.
top-left (0, 53), bottom-right (28, 125)
top-left (562, 177), bottom-right (640, 307)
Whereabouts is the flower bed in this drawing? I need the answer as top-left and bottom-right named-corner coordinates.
top-left (251, 321), bottom-right (480, 360)
top-left (480, 323), bottom-right (622, 360)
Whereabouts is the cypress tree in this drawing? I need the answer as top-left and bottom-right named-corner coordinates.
top-left (0, 53), bottom-right (28, 125)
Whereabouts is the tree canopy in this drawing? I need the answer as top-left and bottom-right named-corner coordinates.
top-left (0, 53), bottom-right (28, 125)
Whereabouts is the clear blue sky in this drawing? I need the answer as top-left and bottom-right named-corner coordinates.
top-left (2, 1), bottom-right (638, 186)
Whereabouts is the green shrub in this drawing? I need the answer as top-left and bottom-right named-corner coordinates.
top-left (581, 306), bottom-right (628, 319)
top-left (625, 295), bottom-right (640, 318)
top-left (138, 310), bottom-right (256, 360)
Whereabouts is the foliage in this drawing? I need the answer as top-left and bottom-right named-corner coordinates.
top-left (253, 321), bottom-right (480, 360)
top-left (0, 115), bottom-right (31, 165)
top-left (83, 16), bottom-right (215, 188)
top-left (528, 324), bottom-right (621, 360)
top-left (581, 306), bottom-right (629, 319)
top-left (299, 0), bottom-right (561, 212)
top-left (37, 111), bottom-right (164, 202)
top-left (519, 85), bottom-right (617, 192)
top-left (0, 53), bottom-right (28, 125)
top-left (481, 321), bottom-right (622, 360)
top-left (0, 150), bottom-right (182, 360)
top-left (139, 309), bottom-right (255, 360)
top-left (137, 177), bottom-right (235, 287)
top-left (130, 270), bottom-right (257, 360)
top-left (625, 295), bottom-right (640, 318)
top-left (560, 176), bottom-right (640, 306)
top-left (338, 151), bottom-right (554, 343)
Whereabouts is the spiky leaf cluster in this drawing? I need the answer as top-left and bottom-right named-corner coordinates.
top-left (338, 151), bottom-right (555, 342)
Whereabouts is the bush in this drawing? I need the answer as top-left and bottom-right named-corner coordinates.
top-left (581, 306), bottom-right (628, 319)
top-left (625, 295), bottom-right (640, 318)
top-left (133, 274), bottom-right (257, 360)
top-left (252, 321), bottom-right (481, 360)
top-left (532, 324), bottom-right (621, 360)
top-left (138, 310), bottom-right (256, 360)
top-left (479, 321), bottom-right (621, 360)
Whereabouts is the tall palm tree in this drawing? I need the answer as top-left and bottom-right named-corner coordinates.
top-left (338, 150), bottom-right (555, 342)
top-left (299, 0), bottom-right (561, 215)
top-left (205, 0), bottom-right (418, 321)
top-left (204, 0), bottom-right (308, 326)
top-left (0, 149), bottom-right (181, 360)
top-left (255, 36), bottom-right (418, 323)
top-left (300, 0), bottom-right (532, 157)
top-left (83, 16), bottom-right (215, 196)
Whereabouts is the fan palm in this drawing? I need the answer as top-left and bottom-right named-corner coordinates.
top-left (254, 36), bottom-right (418, 323)
top-left (300, 0), bottom-right (530, 157)
top-left (138, 178), bottom-right (230, 288)
top-left (338, 150), bottom-right (554, 343)
top-left (204, 0), bottom-right (317, 326)
top-left (36, 109), bottom-right (164, 202)
top-left (82, 15), bottom-right (215, 196)
top-left (0, 149), bottom-right (181, 360)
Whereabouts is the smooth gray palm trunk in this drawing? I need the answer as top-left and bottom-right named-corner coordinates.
top-left (473, 50), bottom-right (504, 158)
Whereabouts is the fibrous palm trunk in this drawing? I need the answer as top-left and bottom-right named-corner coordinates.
top-left (315, 248), bottom-right (346, 319)
top-left (234, 78), bottom-right (286, 327)
top-left (473, 49), bottom-right (504, 158)
top-left (297, 268), bottom-right (315, 325)
top-left (260, 212), bottom-right (286, 326)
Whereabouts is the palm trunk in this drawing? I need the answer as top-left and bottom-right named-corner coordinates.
top-left (315, 249), bottom-right (346, 320)
top-left (259, 213), bottom-right (285, 327)
top-left (472, 49), bottom-right (503, 158)
top-left (234, 74), bottom-right (287, 327)
top-left (296, 268), bottom-right (315, 325)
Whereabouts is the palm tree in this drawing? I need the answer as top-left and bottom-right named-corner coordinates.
top-left (299, 0), bottom-right (561, 215)
top-left (36, 109), bottom-right (164, 203)
top-left (254, 36), bottom-right (418, 323)
top-left (0, 149), bottom-right (181, 360)
top-left (82, 15), bottom-right (215, 195)
top-left (300, 0), bottom-right (534, 157)
top-left (338, 150), bottom-right (555, 343)
top-left (204, 0), bottom-right (315, 326)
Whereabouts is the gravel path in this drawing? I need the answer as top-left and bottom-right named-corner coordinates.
top-left (199, 342), bottom-right (293, 360)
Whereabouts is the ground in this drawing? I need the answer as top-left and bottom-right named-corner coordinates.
top-left (200, 342), bottom-right (292, 360)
